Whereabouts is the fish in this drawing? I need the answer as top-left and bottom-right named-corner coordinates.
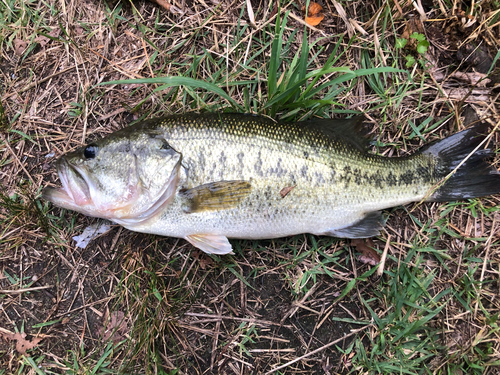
top-left (42, 113), bottom-right (500, 254)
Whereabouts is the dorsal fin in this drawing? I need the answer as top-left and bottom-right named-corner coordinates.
top-left (300, 116), bottom-right (371, 152)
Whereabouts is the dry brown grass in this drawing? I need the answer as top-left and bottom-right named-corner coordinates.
top-left (1, 0), bottom-right (500, 373)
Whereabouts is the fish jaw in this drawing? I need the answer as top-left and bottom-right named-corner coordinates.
top-left (42, 186), bottom-right (95, 217)
top-left (42, 184), bottom-right (141, 220)
top-left (43, 157), bottom-right (130, 219)
top-left (58, 158), bottom-right (93, 205)
top-left (42, 157), bottom-right (104, 217)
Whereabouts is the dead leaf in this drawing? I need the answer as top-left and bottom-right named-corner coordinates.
top-left (448, 71), bottom-right (490, 86)
top-left (0, 329), bottom-right (43, 354)
top-left (149, 0), bottom-right (184, 13)
top-left (442, 87), bottom-right (490, 102)
top-left (149, 0), bottom-right (171, 11)
top-left (306, 14), bottom-right (324, 26)
top-left (34, 35), bottom-right (49, 47)
top-left (306, 2), bottom-right (323, 15)
top-left (15, 333), bottom-right (42, 354)
top-left (34, 28), bottom-right (60, 48)
top-left (321, 356), bottom-right (334, 374)
top-left (246, 0), bottom-right (256, 28)
top-left (192, 250), bottom-right (215, 269)
top-left (302, 2), bottom-right (324, 26)
top-left (457, 44), bottom-right (493, 74)
top-left (351, 239), bottom-right (380, 266)
top-left (75, 25), bottom-right (85, 35)
top-left (13, 39), bottom-right (28, 56)
top-left (280, 186), bottom-right (295, 198)
top-left (270, 1), bottom-right (278, 18)
top-left (200, 256), bottom-right (214, 269)
top-left (456, 8), bottom-right (475, 21)
top-left (98, 311), bottom-right (129, 343)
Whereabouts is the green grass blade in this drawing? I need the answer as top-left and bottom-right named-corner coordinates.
top-left (97, 77), bottom-right (243, 111)
top-left (268, 11), bottom-right (287, 99)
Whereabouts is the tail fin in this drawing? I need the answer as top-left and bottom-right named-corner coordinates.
top-left (422, 124), bottom-right (500, 202)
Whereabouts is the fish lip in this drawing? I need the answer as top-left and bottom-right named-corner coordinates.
top-left (44, 157), bottom-right (92, 208)
top-left (56, 158), bottom-right (76, 202)
top-left (41, 185), bottom-right (69, 202)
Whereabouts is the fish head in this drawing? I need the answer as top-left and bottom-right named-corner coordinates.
top-left (43, 128), bottom-right (182, 221)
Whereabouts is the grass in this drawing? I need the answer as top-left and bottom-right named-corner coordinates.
top-left (100, 12), bottom-right (401, 118)
top-left (1, 0), bottom-right (500, 373)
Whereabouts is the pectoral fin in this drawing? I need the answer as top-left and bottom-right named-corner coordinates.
top-left (322, 211), bottom-right (384, 238)
top-left (185, 234), bottom-right (234, 255)
top-left (180, 180), bottom-right (252, 213)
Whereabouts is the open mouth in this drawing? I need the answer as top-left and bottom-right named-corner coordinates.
top-left (42, 158), bottom-right (92, 210)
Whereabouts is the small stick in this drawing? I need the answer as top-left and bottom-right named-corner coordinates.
top-left (1, 64), bottom-right (81, 100)
top-left (264, 324), bottom-right (372, 374)
top-left (88, 48), bottom-right (143, 79)
top-left (475, 214), bottom-right (498, 318)
top-left (184, 312), bottom-right (293, 328)
top-left (0, 133), bottom-right (35, 184)
top-left (377, 234), bottom-right (391, 276)
top-left (0, 285), bottom-right (54, 294)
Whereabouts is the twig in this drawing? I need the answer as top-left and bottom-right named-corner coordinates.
top-left (96, 108), bottom-right (128, 122)
top-left (475, 214), bottom-right (498, 318)
top-left (0, 133), bottom-right (35, 184)
top-left (264, 324), bottom-right (372, 374)
top-left (377, 234), bottom-right (391, 276)
top-left (53, 296), bottom-right (114, 318)
top-left (0, 285), bottom-right (54, 294)
top-left (184, 312), bottom-right (293, 328)
top-left (88, 48), bottom-right (143, 79)
top-left (141, 38), bottom-right (155, 79)
top-left (1, 64), bottom-right (81, 100)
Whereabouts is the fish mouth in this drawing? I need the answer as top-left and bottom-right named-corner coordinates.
top-left (42, 158), bottom-right (94, 213)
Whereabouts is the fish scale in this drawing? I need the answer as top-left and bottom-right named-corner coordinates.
top-left (43, 113), bottom-right (500, 254)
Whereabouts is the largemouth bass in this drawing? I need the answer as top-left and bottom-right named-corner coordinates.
top-left (43, 113), bottom-right (500, 254)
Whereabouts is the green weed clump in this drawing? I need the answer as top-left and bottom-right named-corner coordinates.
top-left (100, 11), bottom-right (401, 121)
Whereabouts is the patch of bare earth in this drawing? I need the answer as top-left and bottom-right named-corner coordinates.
top-left (1, 0), bottom-right (499, 373)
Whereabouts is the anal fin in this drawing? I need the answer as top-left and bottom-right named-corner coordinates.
top-left (323, 211), bottom-right (384, 238)
top-left (185, 234), bottom-right (234, 255)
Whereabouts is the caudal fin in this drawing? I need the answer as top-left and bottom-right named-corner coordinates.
top-left (422, 124), bottom-right (500, 202)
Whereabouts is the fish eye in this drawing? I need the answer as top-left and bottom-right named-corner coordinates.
top-left (84, 144), bottom-right (97, 159)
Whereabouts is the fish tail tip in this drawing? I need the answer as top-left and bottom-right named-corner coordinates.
top-left (423, 125), bottom-right (500, 201)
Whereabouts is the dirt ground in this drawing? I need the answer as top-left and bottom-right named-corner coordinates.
top-left (1, 0), bottom-right (500, 374)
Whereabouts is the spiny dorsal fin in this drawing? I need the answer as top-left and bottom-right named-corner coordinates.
top-left (301, 116), bottom-right (371, 151)
top-left (180, 180), bottom-right (252, 213)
